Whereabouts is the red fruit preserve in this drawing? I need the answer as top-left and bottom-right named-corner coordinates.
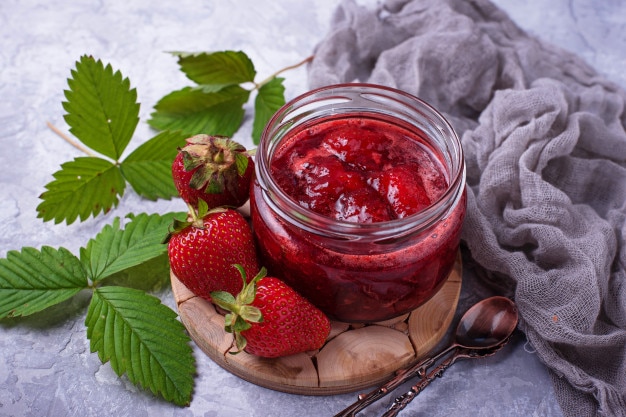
top-left (251, 84), bottom-right (466, 322)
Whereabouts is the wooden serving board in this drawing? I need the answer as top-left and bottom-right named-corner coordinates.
top-left (170, 253), bottom-right (462, 395)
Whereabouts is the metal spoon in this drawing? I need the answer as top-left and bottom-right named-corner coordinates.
top-left (381, 341), bottom-right (507, 416)
top-left (333, 296), bottom-right (519, 417)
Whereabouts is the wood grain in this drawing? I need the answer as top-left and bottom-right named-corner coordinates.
top-left (171, 253), bottom-right (462, 395)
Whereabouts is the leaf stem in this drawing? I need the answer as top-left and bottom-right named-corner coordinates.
top-left (46, 121), bottom-right (98, 157)
top-left (256, 54), bottom-right (314, 88)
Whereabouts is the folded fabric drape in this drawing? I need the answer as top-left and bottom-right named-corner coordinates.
top-left (307, 1), bottom-right (626, 416)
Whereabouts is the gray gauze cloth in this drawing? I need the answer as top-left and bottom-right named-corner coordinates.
top-left (307, 0), bottom-right (626, 416)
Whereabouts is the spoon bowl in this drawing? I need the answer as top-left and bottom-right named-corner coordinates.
top-left (454, 296), bottom-right (518, 349)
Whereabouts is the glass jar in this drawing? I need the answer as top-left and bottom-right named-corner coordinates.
top-left (250, 83), bottom-right (466, 323)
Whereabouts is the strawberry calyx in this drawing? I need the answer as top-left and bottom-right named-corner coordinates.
top-left (162, 199), bottom-right (227, 243)
top-left (211, 265), bottom-right (266, 355)
top-left (180, 134), bottom-right (251, 196)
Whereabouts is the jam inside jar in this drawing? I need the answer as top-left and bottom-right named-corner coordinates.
top-left (251, 83), bottom-right (466, 323)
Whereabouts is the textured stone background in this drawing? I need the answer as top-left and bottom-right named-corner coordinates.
top-left (1, 0), bottom-right (625, 416)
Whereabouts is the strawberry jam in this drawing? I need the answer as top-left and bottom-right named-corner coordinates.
top-left (251, 84), bottom-right (466, 322)
top-left (270, 119), bottom-right (446, 222)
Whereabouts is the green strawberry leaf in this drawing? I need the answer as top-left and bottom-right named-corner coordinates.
top-left (86, 286), bottom-right (195, 406)
top-left (173, 50), bottom-right (256, 91)
top-left (148, 85), bottom-right (250, 137)
top-left (63, 55), bottom-right (140, 160)
top-left (104, 252), bottom-right (170, 292)
top-left (120, 130), bottom-right (188, 200)
top-left (80, 212), bottom-right (184, 283)
top-left (252, 77), bottom-right (285, 145)
top-left (0, 246), bottom-right (89, 318)
top-left (37, 156), bottom-right (126, 225)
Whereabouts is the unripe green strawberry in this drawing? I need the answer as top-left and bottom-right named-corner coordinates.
top-left (212, 267), bottom-right (331, 358)
top-left (172, 134), bottom-right (254, 210)
top-left (166, 204), bottom-right (259, 300)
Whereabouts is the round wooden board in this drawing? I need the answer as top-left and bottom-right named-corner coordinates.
top-left (170, 253), bottom-right (462, 396)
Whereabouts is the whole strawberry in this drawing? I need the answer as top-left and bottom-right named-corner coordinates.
top-left (211, 266), bottom-right (331, 358)
top-left (166, 203), bottom-right (259, 300)
top-left (172, 134), bottom-right (254, 209)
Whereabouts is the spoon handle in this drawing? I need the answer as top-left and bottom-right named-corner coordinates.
top-left (381, 343), bottom-right (509, 417)
top-left (332, 345), bottom-right (455, 417)
top-left (381, 350), bottom-right (460, 417)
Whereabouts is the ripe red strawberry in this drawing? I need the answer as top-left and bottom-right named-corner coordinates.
top-left (166, 204), bottom-right (259, 300)
top-left (172, 134), bottom-right (254, 209)
top-left (211, 266), bottom-right (331, 358)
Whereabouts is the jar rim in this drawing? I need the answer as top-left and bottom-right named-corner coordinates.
top-left (256, 83), bottom-right (466, 243)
